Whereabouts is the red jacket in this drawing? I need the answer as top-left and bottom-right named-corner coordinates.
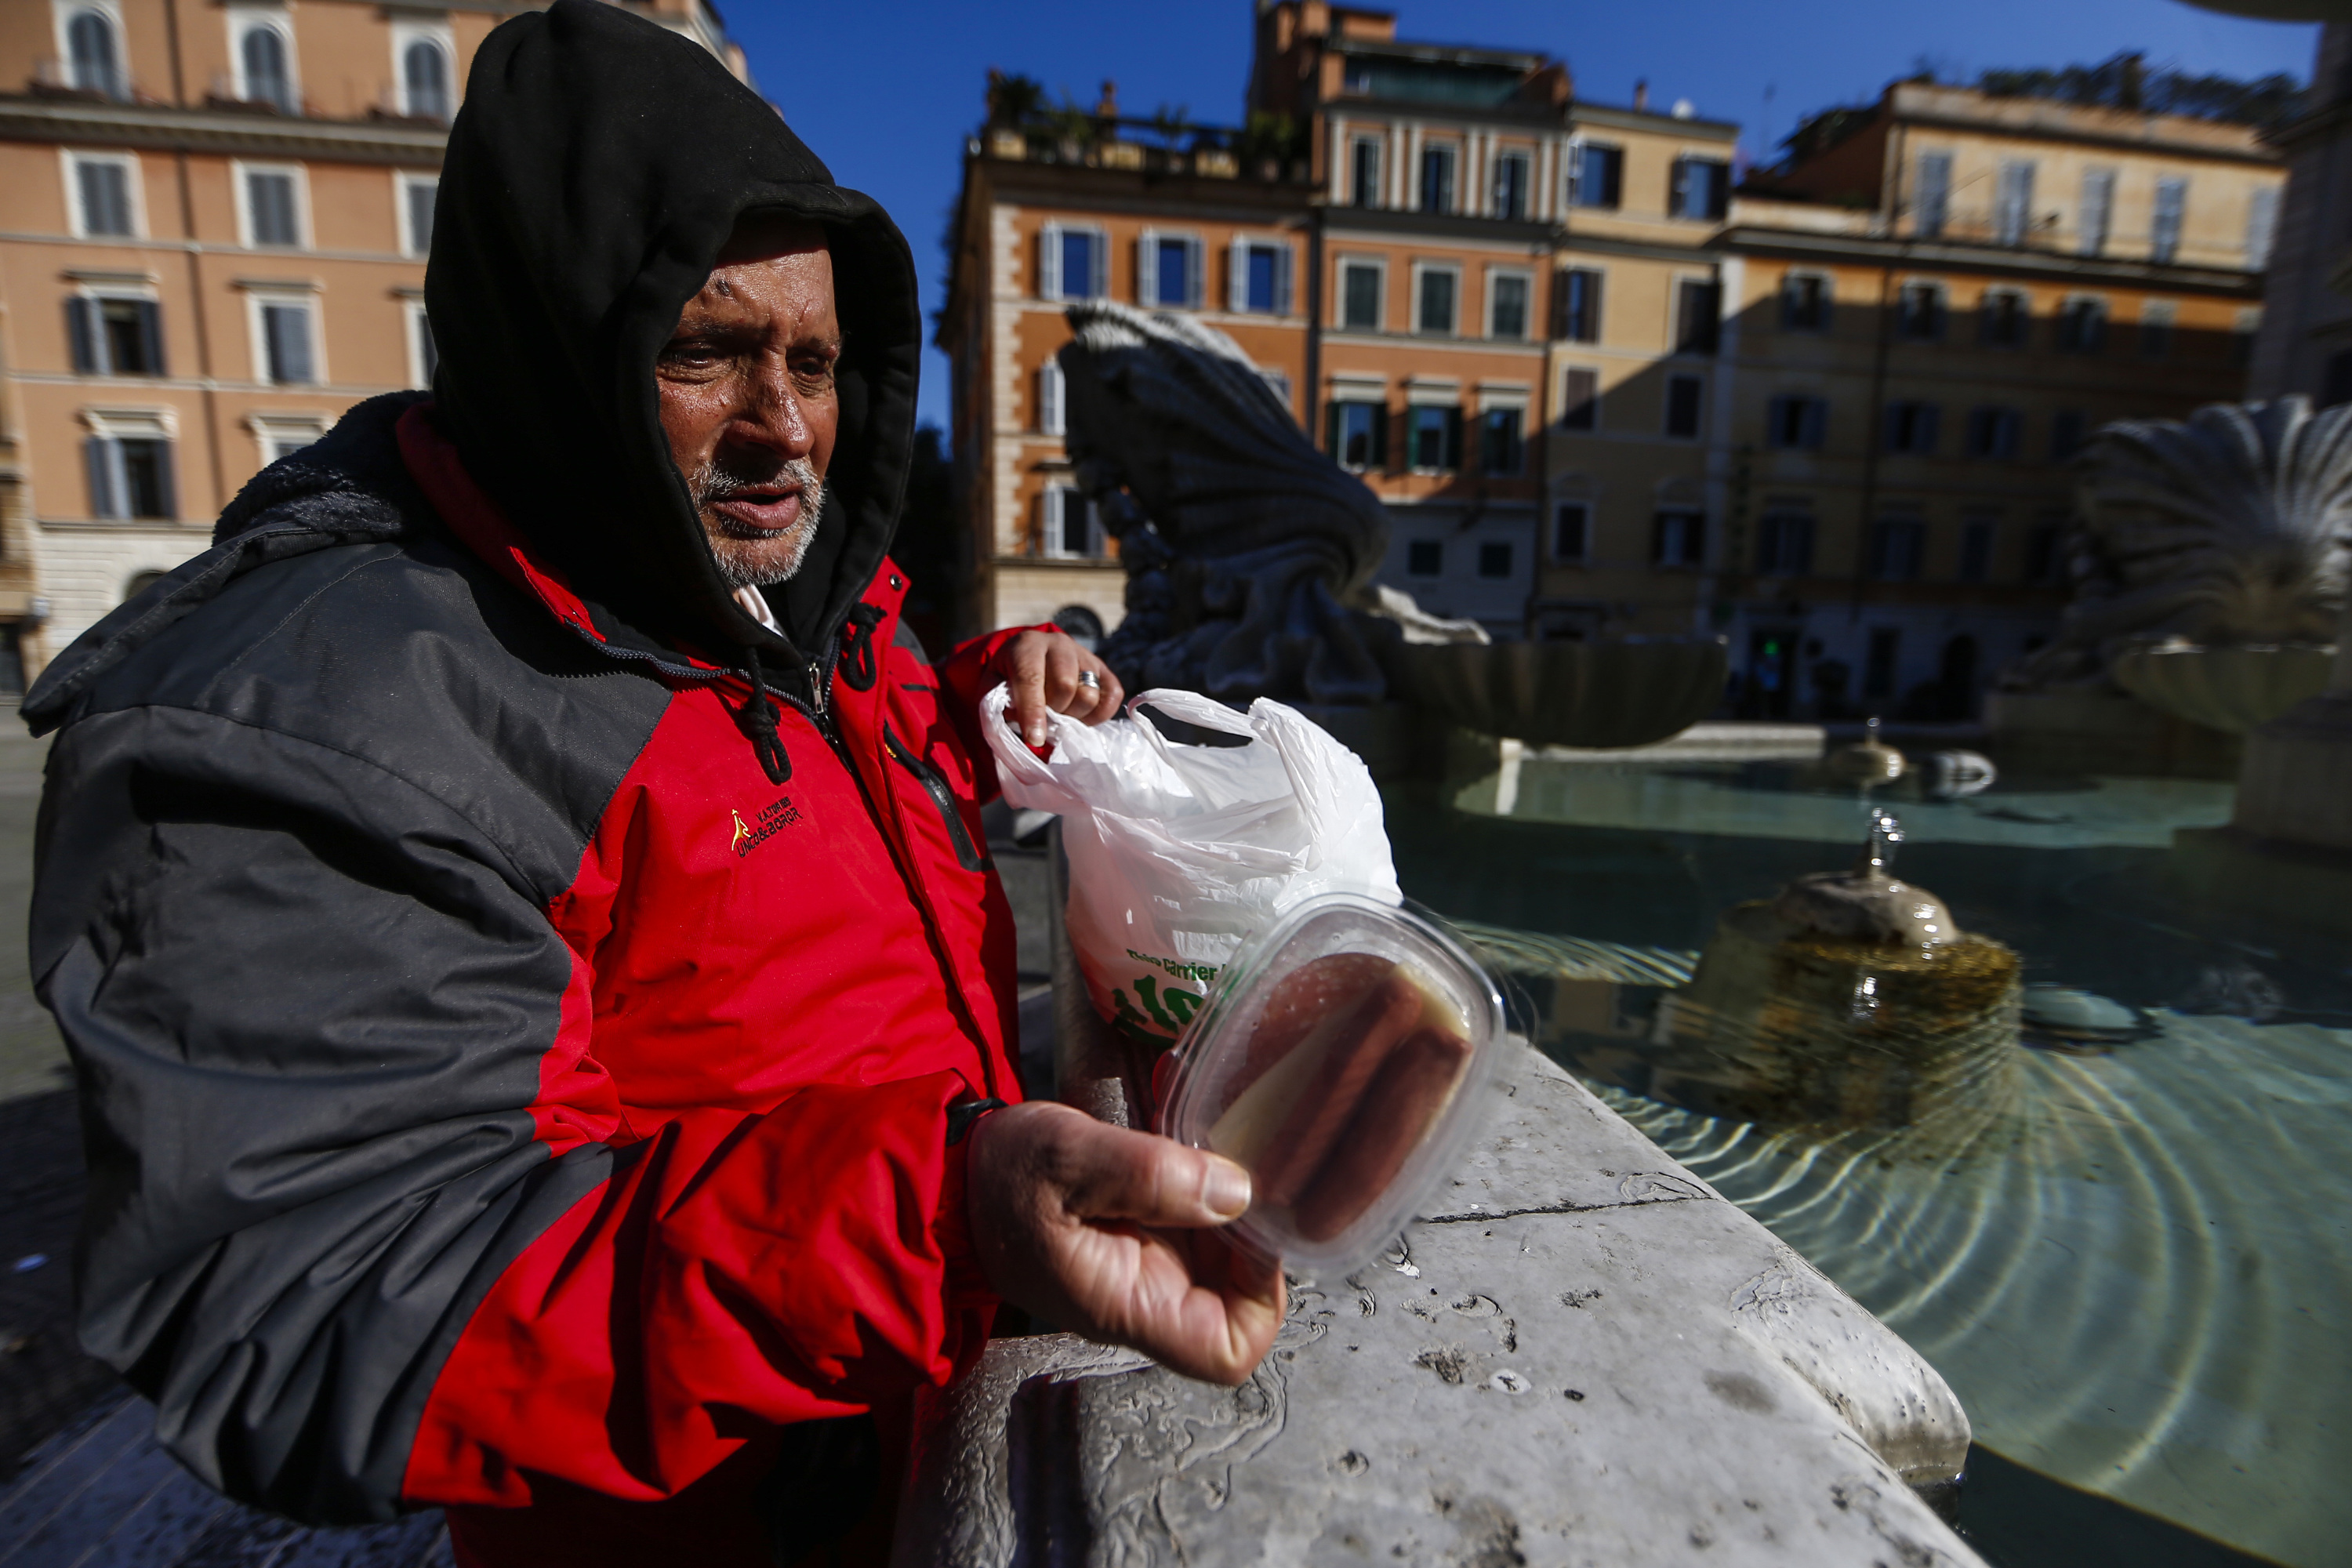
top-left (23, 393), bottom-right (1033, 1566)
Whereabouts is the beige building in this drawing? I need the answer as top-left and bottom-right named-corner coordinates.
top-left (1715, 82), bottom-right (2282, 717)
top-left (0, 0), bottom-right (746, 688)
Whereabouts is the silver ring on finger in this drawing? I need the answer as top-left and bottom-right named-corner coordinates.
top-left (1076, 670), bottom-right (1101, 690)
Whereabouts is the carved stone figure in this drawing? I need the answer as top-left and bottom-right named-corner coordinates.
top-left (1054, 300), bottom-right (1479, 707)
top-left (2002, 397), bottom-right (2352, 692)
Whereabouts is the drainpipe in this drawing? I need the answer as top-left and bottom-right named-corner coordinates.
top-left (164, 0), bottom-right (223, 515)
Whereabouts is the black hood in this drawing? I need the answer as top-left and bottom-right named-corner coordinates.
top-left (426, 0), bottom-right (918, 662)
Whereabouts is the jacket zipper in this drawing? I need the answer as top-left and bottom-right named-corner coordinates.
top-left (884, 724), bottom-right (989, 873)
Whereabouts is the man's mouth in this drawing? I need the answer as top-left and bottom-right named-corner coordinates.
top-left (710, 485), bottom-right (804, 536)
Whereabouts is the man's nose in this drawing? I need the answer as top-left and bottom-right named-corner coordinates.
top-left (732, 354), bottom-right (815, 459)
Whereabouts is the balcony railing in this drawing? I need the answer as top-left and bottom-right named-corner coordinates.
top-left (28, 58), bottom-right (137, 104)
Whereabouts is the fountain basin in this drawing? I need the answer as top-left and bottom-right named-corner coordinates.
top-left (2108, 643), bottom-right (2335, 734)
top-left (1395, 637), bottom-right (1726, 750)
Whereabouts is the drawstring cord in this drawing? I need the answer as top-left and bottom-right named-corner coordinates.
top-left (837, 602), bottom-right (884, 692)
top-left (734, 646), bottom-right (792, 784)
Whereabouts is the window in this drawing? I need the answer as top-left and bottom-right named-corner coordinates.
top-left (2247, 185), bottom-right (2281, 272)
top-left (237, 18), bottom-right (296, 114)
top-left (83, 420), bottom-right (176, 520)
top-left (1140, 233), bottom-right (1202, 309)
top-left (69, 153), bottom-right (138, 237)
top-left (1339, 260), bottom-right (1381, 330)
top-left (67, 294), bottom-right (165, 376)
top-left (1492, 151), bottom-right (1530, 220)
top-left (2079, 168), bottom-right (2114, 257)
top-left (1477, 541), bottom-right (1514, 579)
top-left (2151, 177), bottom-right (2187, 264)
top-left (1327, 400), bottom-right (1386, 470)
top-left (2025, 522), bottom-right (2064, 584)
top-left (1480, 408), bottom-right (1523, 475)
top-left (1664, 374), bottom-right (1704, 438)
top-left (2140, 302), bottom-right (2176, 359)
top-left (1882, 400), bottom-right (1940, 455)
top-left (1406, 539), bottom-right (1443, 577)
top-left (1870, 515), bottom-right (1925, 580)
top-left (1915, 153), bottom-right (1951, 238)
top-left (1781, 274), bottom-right (1831, 332)
top-left (252, 416), bottom-right (324, 463)
top-left (1756, 510), bottom-right (1814, 575)
top-left (1419, 144), bottom-right (1456, 213)
top-left (1994, 160), bottom-right (2036, 247)
top-left (1233, 240), bottom-right (1293, 314)
top-left (1674, 278), bottom-right (1720, 355)
top-left (401, 38), bottom-right (450, 120)
top-left (1864, 628), bottom-right (1901, 699)
top-left (1416, 267), bottom-right (1457, 336)
top-left (2236, 308), bottom-right (2263, 368)
top-left (398, 173), bottom-right (437, 258)
top-left (1552, 502), bottom-right (1590, 561)
top-left (1258, 369), bottom-right (1290, 412)
top-left (1670, 157), bottom-right (1729, 221)
top-left (1555, 267), bottom-right (1602, 343)
top-left (1896, 282), bottom-right (1944, 341)
top-left (1653, 509), bottom-right (1704, 567)
top-left (1350, 136), bottom-right (1381, 207)
top-left (2051, 409), bottom-right (2088, 462)
top-left (1568, 143), bottom-right (1622, 209)
top-left (1408, 405), bottom-right (1462, 470)
top-left (1036, 360), bottom-right (1064, 436)
top-left (2056, 296), bottom-right (2108, 354)
top-left (239, 165), bottom-right (303, 248)
top-left (1559, 367), bottom-right (1599, 431)
top-left (406, 299), bottom-right (437, 389)
top-left (1965, 405), bottom-right (2023, 459)
top-left (1979, 289), bottom-right (2029, 348)
top-left (1040, 223), bottom-right (1102, 300)
top-left (66, 8), bottom-right (126, 99)
top-left (1959, 514), bottom-right (1997, 582)
top-left (254, 296), bottom-right (318, 384)
top-left (1042, 487), bottom-right (1102, 558)
top-left (1488, 272), bottom-right (1530, 339)
top-left (1766, 394), bottom-right (1827, 451)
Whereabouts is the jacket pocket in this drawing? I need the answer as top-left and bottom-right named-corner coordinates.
top-left (884, 724), bottom-right (988, 873)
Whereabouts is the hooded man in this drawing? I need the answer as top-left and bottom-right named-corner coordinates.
top-left (20, 5), bottom-right (1280, 1563)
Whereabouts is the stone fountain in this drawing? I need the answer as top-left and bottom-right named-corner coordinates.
top-left (1054, 301), bottom-right (1723, 765)
top-left (1991, 397), bottom-right (2352, 768)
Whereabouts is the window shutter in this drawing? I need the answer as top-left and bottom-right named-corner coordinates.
top-left (1325, 401), bottom-right (1341, 459)
top-left (1039, 360), bottom-right (1064, 437)
top-left (137, 299), bottom-right (165, 376)
top-left (1916, 404), bottom-right (1940, 454)
top-left (85, 436), bottom-right (118, 517)
top-left (1802, 398), bottom-right (1827, 450)
top-left (1275, 244), bottom-right (1294, 316)
top-left (1136, 230), bottom-right (1156, 307)
top-left (2247, 185), bottom-right (2281, 272)
top-left (1443, 406), bottom-right (1464, 470)
top-left (1039, 222), bottom-right (1062, 300)
top-left (1228, 238), bottom-right (1248, 313)
top-left (1671, 158), bottom-right (1690, 218)
top-left (1371, 403), bottom-right (1389, 467)
top-left (1185, 237), bottom-right (1204, 307)
top-left (67, 297), bottom-right (99, 374)
top-left (152, 441), bottom-right (177, 519)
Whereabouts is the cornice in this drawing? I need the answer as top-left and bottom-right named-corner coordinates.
top-left (0, 95), bottom-right (445, 167)
top-left (1713, 224), bottom-right (2262, 297)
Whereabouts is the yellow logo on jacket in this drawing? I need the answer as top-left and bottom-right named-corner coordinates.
top-left (731, 796), bottom-right (803, 858)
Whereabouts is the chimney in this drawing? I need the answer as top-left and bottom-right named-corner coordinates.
top-left (1097, 78), bottom-right (1119, 119)
top-left (1633, 78), bottom-right (1649, 112)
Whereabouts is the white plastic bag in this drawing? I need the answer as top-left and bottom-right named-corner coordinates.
top-left (982, 685), bottom-right (1401, 1046)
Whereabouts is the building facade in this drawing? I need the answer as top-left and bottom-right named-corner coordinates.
top-left (1715, 82), bottom-right (2282, 717)
top-left (0, 0), bottom-right (746, 688)
top-left (2248, 23), bottom-right (2352, 405)
top-left (939, 5), bottom-right (2285, 720)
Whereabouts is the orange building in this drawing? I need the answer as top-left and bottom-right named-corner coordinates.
top-left (0, 0), bottom-right (749, 688)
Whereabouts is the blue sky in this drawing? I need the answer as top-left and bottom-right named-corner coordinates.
top-left (723, 1), bottom-right (2321, 434)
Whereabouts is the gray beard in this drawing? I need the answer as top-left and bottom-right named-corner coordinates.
top-left (691, 457), bottom-right (826, 590)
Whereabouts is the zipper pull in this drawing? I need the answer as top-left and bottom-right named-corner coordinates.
top-left (809, 661), bottom-right (829, 720)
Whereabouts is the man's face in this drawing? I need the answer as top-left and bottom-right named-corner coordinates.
top-left (656, 220), bottom-right (841, 590)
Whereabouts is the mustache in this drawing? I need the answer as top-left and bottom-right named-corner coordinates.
top-left (688, 454), bottom-right (825, 520)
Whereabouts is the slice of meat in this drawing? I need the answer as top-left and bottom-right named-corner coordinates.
top-left (1251, 973), bottom-right (1426, 1208)
top-left (1292, 1024), bottom-right (1473, 1243)
top-left (1225, 953), bottom-right (1399, 1102)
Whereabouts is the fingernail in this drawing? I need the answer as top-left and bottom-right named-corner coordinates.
top-left (1203, 1157), bottom-right (1251, 1220)
top-left (1027, 724), bottom-right (1047, 747)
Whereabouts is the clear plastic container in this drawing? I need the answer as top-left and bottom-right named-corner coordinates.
top-left (1158, 892), bottom-right (1504, 1275)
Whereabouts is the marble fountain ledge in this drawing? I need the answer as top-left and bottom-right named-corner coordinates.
top-left (894, 1042), bottom-right (1984, 1566)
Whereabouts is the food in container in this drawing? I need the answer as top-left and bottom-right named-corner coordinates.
top-left (1158, 892), bottom-right (1503, 1273)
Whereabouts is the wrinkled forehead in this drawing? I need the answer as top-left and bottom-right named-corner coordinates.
top-left (713, 212), bottom-right (831, 270)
